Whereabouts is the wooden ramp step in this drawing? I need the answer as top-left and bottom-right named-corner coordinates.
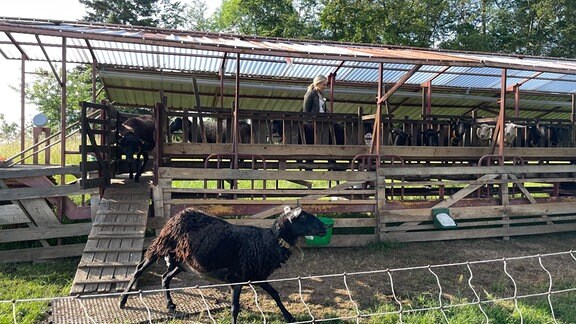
top-left (70, 179), bottom-right (151, 295)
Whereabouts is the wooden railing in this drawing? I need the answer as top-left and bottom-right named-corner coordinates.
top-left (379, 163), bottom-right (576, 242)
top-left (0, 165), bottom-right (98, 263)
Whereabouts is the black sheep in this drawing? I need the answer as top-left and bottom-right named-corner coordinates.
top-left (391, 127), bottom-right (411, 146)
top-left (119, 206), bottom-right (327, 323)
top-left (118, 115), bottom-right (155, 182)
top-left (449, 119), bottom-right (468, 146)
top-left (170, 117), bottom-right (251, 143)
top-left (422, 128), bottom-right (440, 146)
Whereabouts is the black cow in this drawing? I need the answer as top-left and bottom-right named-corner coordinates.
top-left (170, 117), bottom-right (251, 143)
top-left (118, 115), bottom-right (155, 182)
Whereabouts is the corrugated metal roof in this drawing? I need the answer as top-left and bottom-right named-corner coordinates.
top-left (0, 17), bottom-right (575, 121)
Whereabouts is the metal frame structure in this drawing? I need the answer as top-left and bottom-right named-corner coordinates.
top-left (1, 17), bottom-right (576, 163)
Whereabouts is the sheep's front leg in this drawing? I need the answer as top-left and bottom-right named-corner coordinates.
top-left (127, 156), bottom-right (135, 179)
top-left (133, 154), bottom-right (143, 182)
top-left (135, 152), bottom-right (148, 182)
top-left (257, 282), bottom-right (296, 323)
top-left (230, 285), bottom-right (243, 324)
top-left (119, 256), bottom-right (157, 308)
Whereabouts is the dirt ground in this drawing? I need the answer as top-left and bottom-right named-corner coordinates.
top-left (131, 231), bottom-right (576, 322)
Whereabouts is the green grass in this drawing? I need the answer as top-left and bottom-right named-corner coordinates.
top-left (0, 259), bottom-right (78, 323)
top-left (1, 258), bottom-right (574, 323)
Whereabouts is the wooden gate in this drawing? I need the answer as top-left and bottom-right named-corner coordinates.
top-left (79, 101), bottom-right (122, 190)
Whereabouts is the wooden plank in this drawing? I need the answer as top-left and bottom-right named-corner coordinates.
top-left (147, 217), bottom-right (376, 230)
top-left (383, 214), bottom-right (576, 231)
top-left (0, 204), bottom-right (29, 225)
top-left (193, 174), bottom-right (368, 226)
top-left (88, 233), bottom-right (145, 239)
top-left (382, 223), bottom-right (576, 242)
top-left (163, 188), bottom-right (375, 196)
top-left (77, 261), bottom-right (139, 267)
top-left (509, 174), bottom-right (537, 204)
top-left (248, 205), bottom-right (289, 219)
top-left (72, 278), bottom-right (130, 285)
top-left (0, 165), bottom-right (80, 179)
top-left (167, 198), bottom-right (376, 205)
top-left (430, 174), bottom-right (500, 220)
top-left (298, 181), bottom-right (366, 200)
top-left (0, 243), bottom-right (85, 264)
top-left (0, 184), bottom-right (96, 201)
top-left (164, 144), bottom-right (576, 161)
top-left (19, 199), bottom-right (60, 225)
top-left (0, 223), bottom-right (92, 243)
top-left (381, 201), bottom-right (576, 223)
top-left (159, 167), bottom-right (376, 182)
top-left (376, 177), bottom-right (576, 187)
top-left (378, 164), bottom-right (576, 177)
top-left (92, 222), bottom-right (147, 227)
top-left (96, 210), bottom-right (147, 215)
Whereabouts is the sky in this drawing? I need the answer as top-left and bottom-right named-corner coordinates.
top-left (0, 0), bottom-right (219, 124)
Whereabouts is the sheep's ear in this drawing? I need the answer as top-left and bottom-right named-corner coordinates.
top-left (283, 206), bottom-right (292, 215)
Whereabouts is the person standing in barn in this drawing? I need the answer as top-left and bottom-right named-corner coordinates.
top-left (303, 74), bottom-right (328, 114)
top-left (303, 74), bottom-right (329, 144)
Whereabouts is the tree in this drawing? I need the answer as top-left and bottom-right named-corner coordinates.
top-left (26, 66), bottom-right (104, 132)
top-left (0, 114), bottom-right (19, 144)
top-left (155, 0), bottom-right (190, 29)
top-left (180, 0), bottom-right (214, 31)
top-left (80, 0), bottom-right (159, 26)
top-left (320, 0), bottom-right (386, 43)
top-left (214, 0), bottom-right (302, 37)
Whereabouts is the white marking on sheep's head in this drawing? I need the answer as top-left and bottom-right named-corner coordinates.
top-left (283, 206), bottom-right (302, 223)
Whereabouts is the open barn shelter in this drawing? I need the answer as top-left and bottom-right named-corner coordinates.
top-left (2, 16), bottom-right (576, 275)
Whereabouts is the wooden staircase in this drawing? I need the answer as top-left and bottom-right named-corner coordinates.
top-left (70, 178), bottom-right (151, 294)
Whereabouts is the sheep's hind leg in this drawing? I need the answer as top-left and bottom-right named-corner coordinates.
top-left (257, 282), bottom-right (296, 323)
top-left (118, 256), bottom-right (157, 308)
top-left (230, 284), bottom-right (244, 324)
top-left (162, 262), bottom-right (183, 312)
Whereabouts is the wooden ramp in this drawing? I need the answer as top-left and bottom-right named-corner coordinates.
top-left (70, 177), bottom-right (151, 294)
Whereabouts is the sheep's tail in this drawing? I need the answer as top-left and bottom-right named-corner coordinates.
top-left (144, 229), bottom-right (179, 260)
top-left (143, 211), bottom-right (190, 261)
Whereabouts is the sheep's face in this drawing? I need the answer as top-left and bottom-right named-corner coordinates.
top-left (283, 207), bottom-right (327, 237)
top-left (476, 124), bottom-right (494, 141)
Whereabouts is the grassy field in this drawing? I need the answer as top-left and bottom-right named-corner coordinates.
top-left (0, 246), bottom-right (573, 323)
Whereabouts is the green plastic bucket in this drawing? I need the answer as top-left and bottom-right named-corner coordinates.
top-left (305, 217), bottom-right (334, 246)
